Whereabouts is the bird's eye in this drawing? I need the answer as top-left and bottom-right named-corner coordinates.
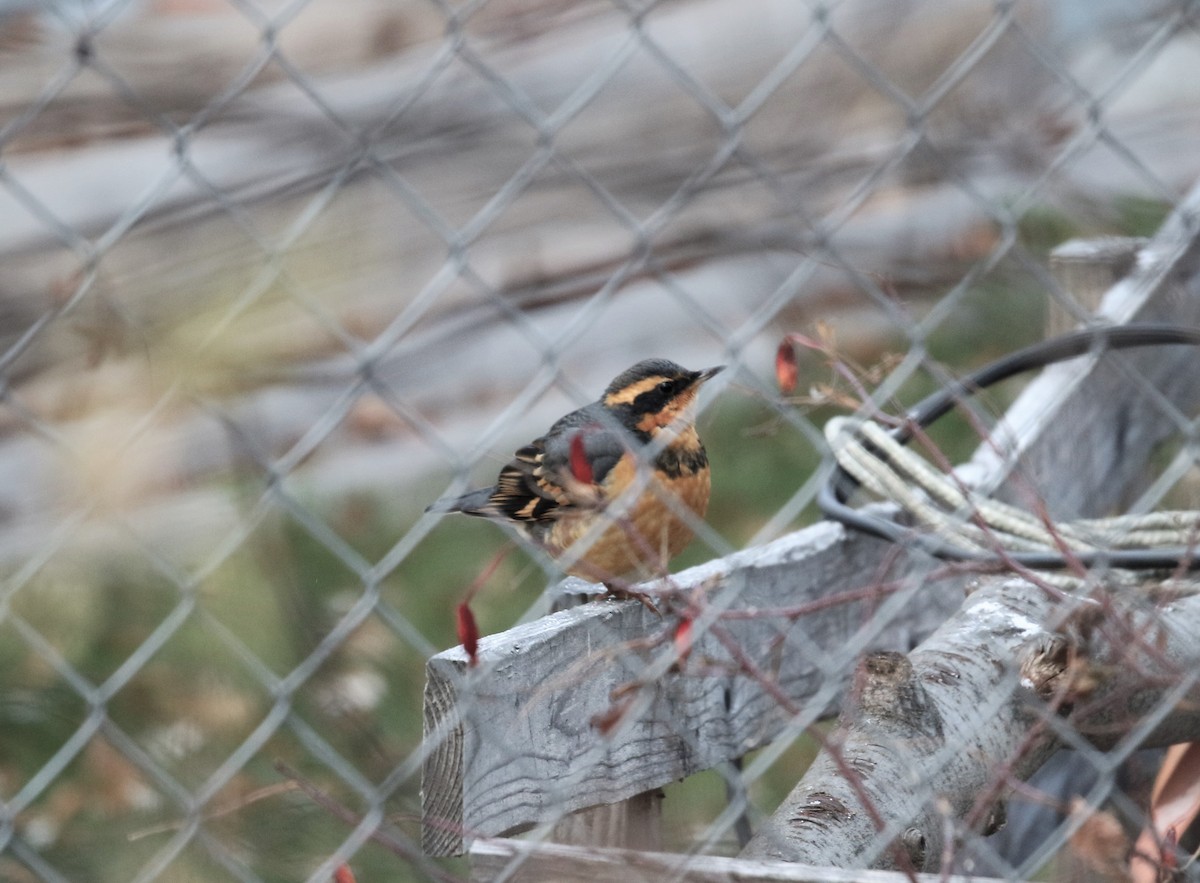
top-left (657, 379), bottom-right (674, 395)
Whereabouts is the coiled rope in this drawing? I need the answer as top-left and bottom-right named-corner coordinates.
top-left (818, 325), bottom-right (1200, 573)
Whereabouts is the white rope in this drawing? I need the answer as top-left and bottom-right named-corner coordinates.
top-left (825, 416), bottom-right (1200, 570)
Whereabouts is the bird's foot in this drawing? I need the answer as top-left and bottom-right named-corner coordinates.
top-left (601, 583), bottom-right (661, 616)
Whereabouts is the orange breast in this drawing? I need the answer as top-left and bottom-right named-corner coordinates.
top-left (544, 450), bottom-right (711, 582)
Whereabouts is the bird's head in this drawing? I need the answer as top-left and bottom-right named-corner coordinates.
top-left (601, 359), bottom-right (725, 437)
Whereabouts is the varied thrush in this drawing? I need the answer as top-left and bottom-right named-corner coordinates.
top-left (431, 359), bottom-right (724, 589)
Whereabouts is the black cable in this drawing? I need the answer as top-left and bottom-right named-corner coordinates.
top-left (817, 324), bottom-right (1200, 569)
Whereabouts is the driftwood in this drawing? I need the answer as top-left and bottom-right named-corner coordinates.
top-left (741, 577), bottom-right (1200, 869)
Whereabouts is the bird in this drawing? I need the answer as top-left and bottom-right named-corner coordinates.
top-left (429, 359), bottom-right (724, 593)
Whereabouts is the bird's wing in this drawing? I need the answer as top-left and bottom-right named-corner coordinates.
top-left (425, 441), bottom-right (558, 519)
top-left (541, 420), bottom-right (626, 489)
top-left (487, 437), bottom-right (566, 522)
top-left (476, 413), bottom-right (631, 524)
top-left (432, 400), bottom-right (634, 523)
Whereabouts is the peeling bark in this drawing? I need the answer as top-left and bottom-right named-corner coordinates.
top-left (741, 577), bottom-right (1200, 871)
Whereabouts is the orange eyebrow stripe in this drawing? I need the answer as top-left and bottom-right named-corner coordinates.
top-left (603, 376), bottom-right (667, 407)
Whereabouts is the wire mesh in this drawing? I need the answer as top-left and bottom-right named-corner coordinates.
top-left (2, 0), bottom-right (1200, 880)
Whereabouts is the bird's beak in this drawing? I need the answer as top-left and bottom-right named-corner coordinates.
top-left (693, 365), bottom-right (725, 386)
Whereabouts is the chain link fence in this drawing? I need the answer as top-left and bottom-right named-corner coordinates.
top-left (2, 0), bottom-right (1200, 880)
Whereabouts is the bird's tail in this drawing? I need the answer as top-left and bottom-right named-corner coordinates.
top-left (425, 487), bottom-right (495, 516)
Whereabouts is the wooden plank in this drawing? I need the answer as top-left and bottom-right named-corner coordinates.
top-left (468, 838), bottom-right (1012, 883)
top-left (422, 524), bottom-right (946, 856)
top-left (423, 181), bottom-right (1200, 856)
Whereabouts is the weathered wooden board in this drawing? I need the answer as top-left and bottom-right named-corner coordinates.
top-left (468, 838), bottom-right (1012, 883)
top-left (422, 181), bottom-right (1200, 856)
top-left (423, 523), bottom-right (947, 856)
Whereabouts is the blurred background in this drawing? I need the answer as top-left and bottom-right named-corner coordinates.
top-left (1, 0), bottom-right (1198, 880)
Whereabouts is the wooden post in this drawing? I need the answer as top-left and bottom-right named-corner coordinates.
top-left (549, 790), bottom-right (664, 851)
top-left (1046, 236), bottom-right (1145, 335)
top-left (1042, 233), bottom-right (1159, 883)
top-left (547, 590), bottom-right (665, 852)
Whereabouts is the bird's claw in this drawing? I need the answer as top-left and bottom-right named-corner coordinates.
top-left (601, 584), bottom-right (662, 616)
